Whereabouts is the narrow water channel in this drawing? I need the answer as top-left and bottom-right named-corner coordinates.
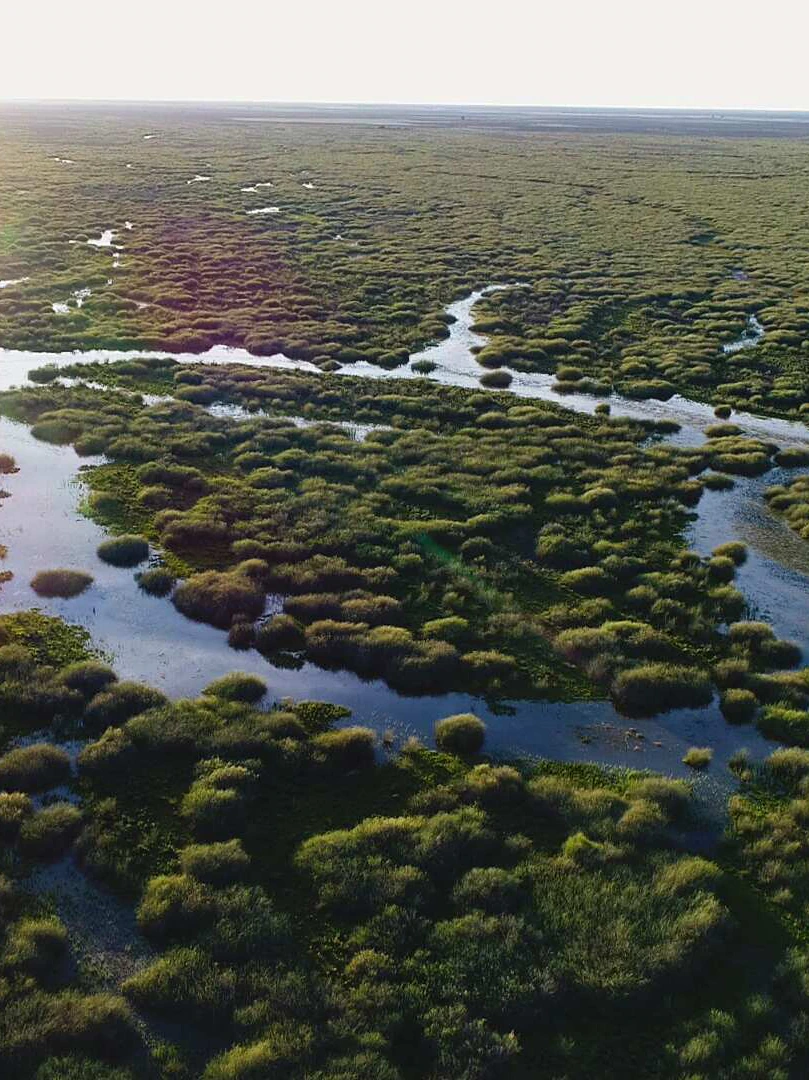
top-left (1, 287), bottom-right (806, 790)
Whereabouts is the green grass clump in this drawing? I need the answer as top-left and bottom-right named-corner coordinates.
top-left (0, 743), bottom-right (70, 792)
top-left (720, 688), bottom-right (759, 724)
top-left (135, 567), bottom-right (176, 596)
top-left (757, 704), bottom-right (809, 746)
top-left (179, 840), bottom-right (251, 885)
top-left (682, 746), bottom-right (713, 769)
top-left (18, 803), bottom-right (83, 857)
top-left (84, 682), bottom-right (167, 732)
top-left (479, 368), bottom-right (513, 389)
top-left (0, 612), bottom-right (93, 667)
top-left (434, 713), bottom-right (486, 756)
top-left (0, 791), bottom-right (33, 839)
top-left (202, 673), bottom-right (267, 704)
top-left (611, 664), bottom-right (713, 717)
top-left (712, 541), bottom-right (747, 566)
top-left (173, 569), bottom-right (265, 629)
top-left (60, 661), bottom-right (118, 698)
top-left (96, 535), bottom-right (149, 568)
top-left (2, 916), bottom-right (67, 976)
top-left (30, 569), bottom-right (93, 599)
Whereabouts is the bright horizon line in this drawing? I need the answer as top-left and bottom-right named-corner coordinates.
top-left (2, 98), bottom-right (809, 116)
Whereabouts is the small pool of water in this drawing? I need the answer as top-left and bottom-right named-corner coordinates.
top-left (86, 230), bottom-right (117, 249)
top-left (723, 315), bottom-right (765, 354)
top-left (206, 402), bottom-right (386, 441)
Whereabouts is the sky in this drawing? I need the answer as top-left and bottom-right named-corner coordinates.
top-left (3, 0), bottom-right (809, 111)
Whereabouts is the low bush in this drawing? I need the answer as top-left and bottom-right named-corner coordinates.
top-left (611, 664), bottom-right (712, 717)
top-left (136, 874), bottom-right (214, 942)
top-left (181, 785), bottom-right (248, 840)
top-left (720, 688), bottom-right (758, 724)
top-left (434, 713), bottom-right (486, 755)
top-left (757, 705), bottom-right (809, 746)
top-left (0, 791), bottom-right (33, 839)
top-left (135, 567), bottom-right (176, 596)
top-left (18, 803), bottom-right (83, 857)
top-left (30, 570), bottom-right (93, 599)
top-left (179, 840), bottom-right (251, 885)
top-left (173, 569), bottom-right (265, 629)
top-left (0, 743), bottom-right (70, 792)
top-left (712, 541), bottom-right (747, 566)
top-left (479, 369), bottom-right (513, 389)
top-left (682, 747), bottom-right (713, 769)
top-left (84, 682), bottom-right (167, 732)
top-left (203, 673), bottom-right (267, 704)
top-left (60, 661), bottom-right (118, 699)
top-left (255, 614), bottom-right (304, 653)
top-left (96, 535), bottom-right (150, 567)
top-left (766, 747), bottom-right (809, 786)
top-left (2, 916), bottom-right (67, 976)
top-left (313, 727), bottom-right (376, 771)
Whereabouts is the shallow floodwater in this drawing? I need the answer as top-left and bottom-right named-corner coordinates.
top-left (206, 402), bottom-right (386, 441)
top-left (0, 415), bottom-right (782, 794)
top-left (0, 286), bottom-right (807, 787)
top-left (86, 230), bottom-right (116, 248)
top-left (723, 314), bottom-right (765, 354)
top-left (689, 468), bottom-right (809, 655)
top-left (0, 286), bottom-right (806, 447)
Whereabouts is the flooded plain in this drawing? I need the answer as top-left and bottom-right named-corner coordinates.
top-left (0, 285), bottom-right (807, 786)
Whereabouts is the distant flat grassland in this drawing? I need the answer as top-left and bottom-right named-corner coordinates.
top-left (0, 104), bottom-right (808, 415)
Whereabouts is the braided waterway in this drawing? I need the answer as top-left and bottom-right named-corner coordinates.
top-left (1, 287), bottom-right (807, 796)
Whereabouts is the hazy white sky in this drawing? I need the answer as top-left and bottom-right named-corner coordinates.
top-left (4, 0), bottom-right (808, 110)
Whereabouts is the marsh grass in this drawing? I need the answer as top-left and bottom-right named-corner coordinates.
top-left (30, 569), bottom-right (94, 599)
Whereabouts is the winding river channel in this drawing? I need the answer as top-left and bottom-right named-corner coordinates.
top-left (1, 286), bottom-right (807, 794)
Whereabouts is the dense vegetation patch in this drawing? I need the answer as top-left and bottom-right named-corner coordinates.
top-left (0, 616), bottom-right (805, 1076)
top-left (2, 374), bottom-right (798, 712)
top-left (2, 108), bottom-right (809, 417)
